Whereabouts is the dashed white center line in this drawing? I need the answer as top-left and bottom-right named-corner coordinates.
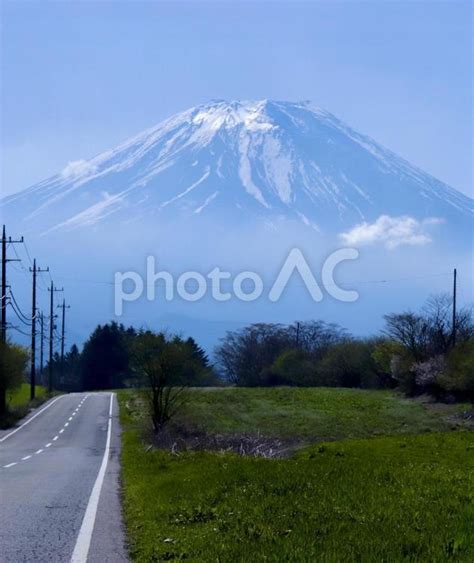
top-left (2, 394), bottom-right (91, 470)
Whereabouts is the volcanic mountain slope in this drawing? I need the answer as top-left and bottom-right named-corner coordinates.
top-left (2, 100), bottom-right (472, 238)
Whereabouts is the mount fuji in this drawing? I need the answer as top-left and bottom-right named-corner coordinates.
top-left (2, 100), bottom-right (472, 242)
top-left (2, 100), bottom-right (472, 349)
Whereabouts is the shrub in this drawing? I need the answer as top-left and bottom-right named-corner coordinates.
top-left (410, 355), bottom-right (446, 395)
top-left (316, 340), bottom-right (380, 389)
top-left (438, 339), bottom-right (474, 400)
top-left (270, 349), bottom-right (316, 386)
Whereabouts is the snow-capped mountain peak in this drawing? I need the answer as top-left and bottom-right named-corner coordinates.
top-left (2, 100), bottom-right (472, 237)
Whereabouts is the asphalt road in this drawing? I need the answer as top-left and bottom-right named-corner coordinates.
top-left (0, 392), bottom-right (128, 562)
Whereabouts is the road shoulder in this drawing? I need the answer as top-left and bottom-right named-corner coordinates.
top-left (88, 394), bottom-right (129, 562)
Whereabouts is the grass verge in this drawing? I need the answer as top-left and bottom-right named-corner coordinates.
top-left (0, 383), bottom-right (48, 429)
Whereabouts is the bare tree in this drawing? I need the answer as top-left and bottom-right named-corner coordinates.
top-left (423, 293), bottom-right (473, 354)
top-left (383, 312), bottom-right (430, 361)
top-left (215, 323), bottom-right (289, 385)
top-left (384, 293), bottom-right (473, 361)
top-left (131, 331), bottom-right (198, 433)
top-left (215, 321), bottom-right (347, 385)
top-left (287, 320), bottom-right (348, 358)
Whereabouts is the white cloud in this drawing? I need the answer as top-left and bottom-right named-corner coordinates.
top-left (61, 159), bottom-right (98, 179)
top-left (340, 215), bottom-right (443, 249)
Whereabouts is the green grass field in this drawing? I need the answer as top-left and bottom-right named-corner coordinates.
top-left (122, 387), bottom-right (461, 445)
top-left (118, 388), bottom-right (474, 561)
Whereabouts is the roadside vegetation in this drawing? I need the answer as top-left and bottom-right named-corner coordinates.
top-left (0, 340), bottom-right (31, 427)
top-left (0, 383), bottom-right (50, 429)
top-left (0, 382), bottom-right (48, 429)
top-left (7, 382), bottom-right (46, 409)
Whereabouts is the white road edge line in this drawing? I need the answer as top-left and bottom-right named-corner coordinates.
top-left (71, 393), bottom-right (114, 563)
top-left (0, 395), bottom-right (66, 443)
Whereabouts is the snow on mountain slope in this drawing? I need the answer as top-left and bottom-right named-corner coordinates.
top-left (2, 100), bottom-right (472, 238)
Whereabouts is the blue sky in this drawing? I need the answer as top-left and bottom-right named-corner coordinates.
top-left (1, 0), bottom-right (472, 197)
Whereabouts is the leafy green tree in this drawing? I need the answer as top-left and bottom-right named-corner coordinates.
top-left (0, 341), bottom-right (29, 418)
top-left (81, 322), bottom-right (131, 390)
top-left (185, 337), bottom-right (209, 367)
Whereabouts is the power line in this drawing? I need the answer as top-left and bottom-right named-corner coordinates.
top-left (8, 289), bottom-right (33, 322)
top-left (8, 304), bottom-right (32, 327)
top-left (22, 240), bottom-right (34, 267)
top-left (6, 324), bottom-right (31, 338)
top-left (54, 275), bottom-right (114, 286)
top-left (1, 226), bottom-right (24, 354)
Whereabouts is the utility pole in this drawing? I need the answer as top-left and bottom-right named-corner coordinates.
top-left (57, 299), bottom-right (70, 384)
top-left (452, 268), bottom-right (457, 348)
top-left (1, 225), bottom-right (23, 418)
top-left (295, 321), bottom-right (301, 348)
top-left (40, 312), bottom-right (45, 381)
top-left (48, 281), bottom-right (63, 393)
top-left (1, 225), bottom-right (24, 342)
top-left (30, 259), bottom-right (49, 400)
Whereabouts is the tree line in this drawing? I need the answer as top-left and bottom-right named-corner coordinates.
top-left (46, 322), bottom-right (217, 392)
top-left (1, 291), bottom-right (473, 424)
top-left (215, 293), bottom-right (473, 400)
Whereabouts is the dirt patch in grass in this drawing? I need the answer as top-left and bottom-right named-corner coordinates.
top-left (152, 422), bottom-right (296, 458)
top-left (416, 395), bottom-right (474, 431)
